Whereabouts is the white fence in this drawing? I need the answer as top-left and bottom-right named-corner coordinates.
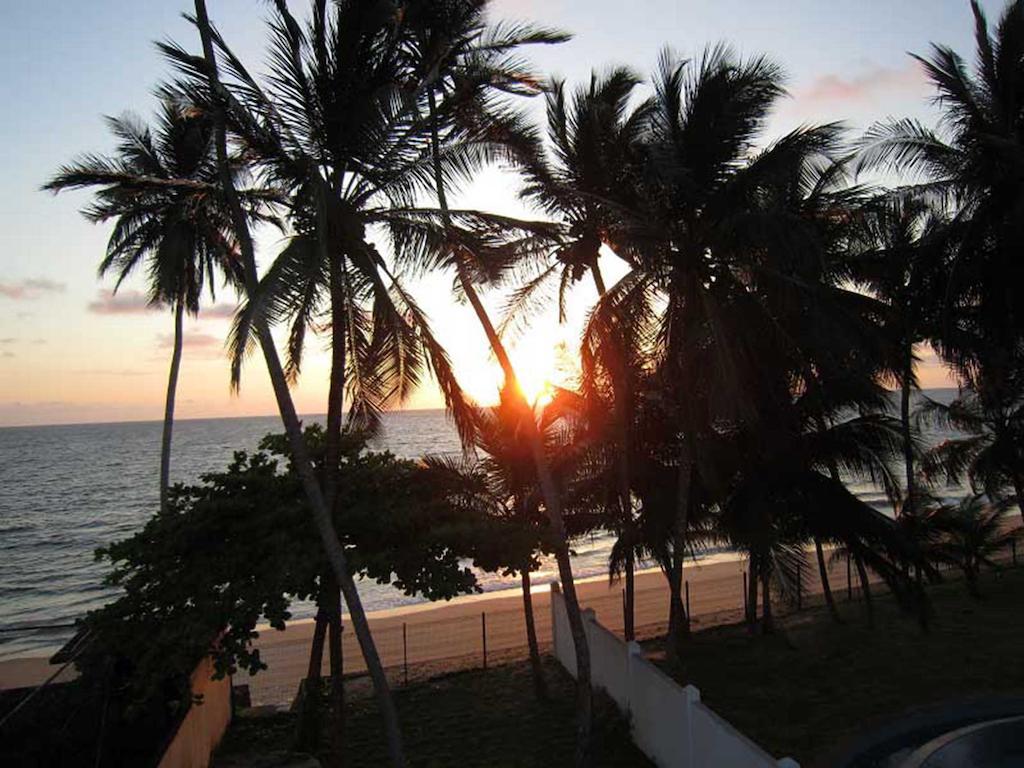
top-left (551, 584), bottom-right (798, 768)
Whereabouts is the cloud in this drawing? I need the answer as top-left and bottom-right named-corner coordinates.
top-left (86, 290), bottom-right (238, 319)
top-left (0, 338), bottom-right (15, 345)
top-left (0, 278), bottom-right (66, 300)
top-left (2, 351), bottom-right (14, 358)
top-left (796, 62), bottom-right (926, 105)
top-left (200, 303), bottom-right (240, 320)
top-left (32, 338), bottom-right (46, 345)
top-left (157, 332), bottom-right (223, 351)
top-left (87, 290), bottom-right (159, 315)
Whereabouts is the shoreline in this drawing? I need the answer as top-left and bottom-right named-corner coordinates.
top-left (0, 555), bottom-right (738, 696)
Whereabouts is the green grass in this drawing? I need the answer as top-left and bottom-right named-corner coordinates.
top-left (215, 658), bottom-right (652, 767)
top-left (649, 567), bottom-right (1024, 766)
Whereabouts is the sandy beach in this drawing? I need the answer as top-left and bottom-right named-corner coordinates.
top-left (241, 550), bottom-right (849, 706)
top-left (0, 548), bottom-right (885, 705)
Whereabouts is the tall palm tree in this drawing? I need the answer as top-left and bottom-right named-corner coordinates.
top-left (848, 192), bottom-right (949, 511)
top-left (398, 5), bottom-right (608, 763)
top-left (514, 67), bottom-right (648, 308)
top-left (856, 0), bottom-right (1024, 379)
top-left (44, 101), bottom-right (256, 514)
top-left (184, 2), bottom-right (449, 764)
top-left (513, 69), bottom-right (650, 639)
top-left (585, 45), bottom-right (867, 654)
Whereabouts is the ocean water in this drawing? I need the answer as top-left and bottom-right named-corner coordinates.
top-left (0, 392), bottom-right (964, 661)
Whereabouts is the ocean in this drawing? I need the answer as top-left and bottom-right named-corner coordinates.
top-left (0, 392), bottom-right (964, 661)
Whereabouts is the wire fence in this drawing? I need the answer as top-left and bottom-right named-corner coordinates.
top-left (3, 541), bottom-right (1018, 711)
top-left (244, 541), bottom-right (1021, 707)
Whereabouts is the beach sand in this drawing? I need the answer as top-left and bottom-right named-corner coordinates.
top-left (0, 549), bottom-right (870, 704)
top-left (243, 551), bottom-right (818, 706)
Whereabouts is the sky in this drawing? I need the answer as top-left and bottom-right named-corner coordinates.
top-left (0, 0), bottom-right (1000, 427)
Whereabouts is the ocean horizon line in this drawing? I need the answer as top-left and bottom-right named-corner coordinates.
top-left (0, 386), bottom-right (962, 431)
top-left (0, 405), bottom-right (454, 432)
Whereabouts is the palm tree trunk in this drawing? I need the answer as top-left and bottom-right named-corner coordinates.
top-left (325, 575), bottom-right (345, 768)
top-left (297, 601), bottom-right (328, 752)
top-left (817, 444), bottom-right (846, 624)
top-left (746, 555), bottom-right (759, 632)
top-left (1012, 475), bottom-right (1024, 526)
top-left (901, 342), bottom-right (915, 513)
top-left (666, 450), bottom-right (692, 659)
top-left (665, 545), bottom-right (688, 655)
top-left (194, 5), bottom-right (405, 766)
top-left (761, 568), bottom-right (773, 634)
top-left (815, 537), bottom-right (842, 623)
top-left (159, 302), bottom-right (184, 514)
top-left (426, 89), bottom-right (591, 766)
top-left (323, 220), bottom-right (346, 512)
top-left (323, 241), bottom-right (348, 768)
top-left (520, 566), bottom-right (546, 700)
top-left (854, 555), bottom-right (874, 628)
top-left (589, 257), bottom-right (607, 296)
top-left (624, 548), bottom-right (636, 642)
top-left (592, 258), bottom-right (636, 643)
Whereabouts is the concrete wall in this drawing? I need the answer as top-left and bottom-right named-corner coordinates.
top-left (551, 584), bottom-right (798, 768)
top-left (156, 656), bottom-right (232, 768)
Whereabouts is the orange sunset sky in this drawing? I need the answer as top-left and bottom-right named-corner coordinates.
top-left (0, 0), bottom-right (979, 427)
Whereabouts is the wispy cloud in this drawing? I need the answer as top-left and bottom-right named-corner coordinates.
top-left (87, 290), bottom-right (159, 315)
top-left (87, 289), bottom-right (238, 319)
top-left (0, 278), bottom-right (66, 300)
top-left (0, 338), bottom-right (15, 345)
top-left (795, 62), bottom-right (926, 105)
top-left (158, 332), bottom-right (221, 349)
top-left (156, 332), bottom-right (225, 361)
top-left (200, 303), bottom-right (240, 320)
top-left (2, 351), bottom-right (14, 359)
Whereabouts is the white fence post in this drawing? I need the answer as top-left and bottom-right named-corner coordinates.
top-left (550, 581), bottom-right (560, 661)
top-left (684, 685), bottom-right (700, 768)
top-left (627, 640), bottom-right (644, 717)
top-left (550, 586), bottom-right (799, 768)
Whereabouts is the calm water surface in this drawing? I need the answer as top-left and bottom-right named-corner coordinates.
top-left (0, 392), bottom-right (965, 660)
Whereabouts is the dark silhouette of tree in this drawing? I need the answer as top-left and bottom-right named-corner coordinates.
top-left (44, 101), bottom-right (264, 514)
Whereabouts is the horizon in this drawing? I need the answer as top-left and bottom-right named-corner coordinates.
top-left (1, 0), bottom-right (998, 427)
top-left (0, 386), bottom-right (964, 430)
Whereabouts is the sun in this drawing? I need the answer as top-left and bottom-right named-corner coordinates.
top-left (521, 375), bottom-right (556, 408)
top-left (454, 346), bottom-right (562, 408)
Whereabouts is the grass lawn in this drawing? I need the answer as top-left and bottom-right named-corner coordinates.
top-left (215, 658), bottom-right (652, 767)
top-left (648, 566), bottom-right (1024, 766)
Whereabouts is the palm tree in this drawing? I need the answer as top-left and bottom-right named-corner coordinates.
top-left (848, 192), bottom-right (949, 511)
top-left (920, 373), bottom-right (1024, 524)
top-left (182, 5), bottom-right (546, 763)
top-left (44, 100), bottom-right (256, 515)
top-left (930, 495), bottom-right (1021, 596)
top-left (185, 3), bottom-right (454, 764)
top-left (514, 67), bottom-right (647, 306)
top-left (856, 0), bottom-right (1024, 378)
top-left (514, 68), bottom-right (650, 639)
top-left (467, 393), bottom-right (560, 700)
top-left (399, 5), bottom-right (606, 763)
top-left (585, 45), bottom-right (868, 654)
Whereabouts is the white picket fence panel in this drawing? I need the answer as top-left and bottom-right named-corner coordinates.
top-left (550, 584), bottom-right (799, 768)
